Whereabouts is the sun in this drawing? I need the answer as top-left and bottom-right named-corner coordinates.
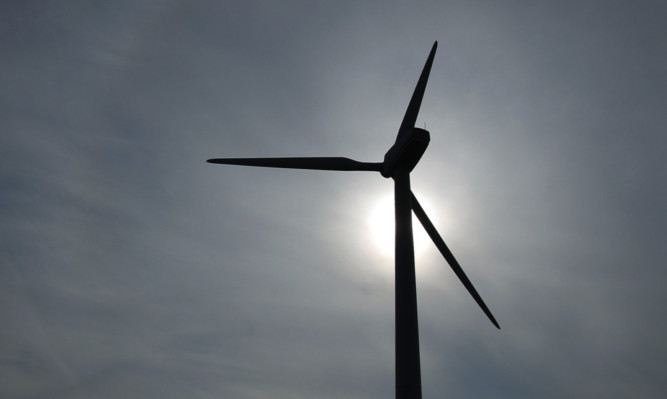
top-left (368, 194), bottom-right (433, 258)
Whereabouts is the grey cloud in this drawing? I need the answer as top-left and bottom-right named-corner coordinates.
top-left (2, 1), bottom-right (666, 398)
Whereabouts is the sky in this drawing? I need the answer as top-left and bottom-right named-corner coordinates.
top-left (1, 1), bottom-right (666, 398)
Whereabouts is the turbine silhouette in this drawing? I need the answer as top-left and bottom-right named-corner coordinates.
top-left (207, 41), bottom-right (499, 399)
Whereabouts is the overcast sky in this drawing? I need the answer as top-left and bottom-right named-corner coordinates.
top-left (2, 1), bottom-right (666, 398)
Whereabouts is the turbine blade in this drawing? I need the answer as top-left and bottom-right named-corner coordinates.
top-left (395, 41), bottom-right (437, 142)
top-left (411, 192), bottom-right (500, 329)
top-left (207, 157), bottom-right (382, 172)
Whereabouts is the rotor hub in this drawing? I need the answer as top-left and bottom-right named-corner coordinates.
top-left (381, 128), bottom-right (430, 178)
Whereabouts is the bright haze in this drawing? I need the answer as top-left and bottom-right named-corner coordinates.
top-left (2, 2), bottom-right (665, 398)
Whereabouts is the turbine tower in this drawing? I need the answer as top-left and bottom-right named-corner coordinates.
top-left (207, 41), bottom-right (499, 399)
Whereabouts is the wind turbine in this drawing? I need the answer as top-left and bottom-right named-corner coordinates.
top-left (207, 41), bottom-right (499, 399)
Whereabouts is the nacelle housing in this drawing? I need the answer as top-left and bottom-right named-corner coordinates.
top-left (381, 127), bottom-right (430, 178)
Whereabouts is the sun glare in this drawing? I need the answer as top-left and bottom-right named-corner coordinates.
top-left (368, 194), bottom-right (434, 258)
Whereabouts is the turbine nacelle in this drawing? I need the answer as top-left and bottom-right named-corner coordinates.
top-left (381, 127), bottom-right (430, 178)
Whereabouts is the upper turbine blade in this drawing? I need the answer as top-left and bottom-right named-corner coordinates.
top-left (207, 157), bottom-right (383, 172)
top-left (395, 41), bottom-right (437, 142)
top-left (411, 192), bottom-right (500, 329)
